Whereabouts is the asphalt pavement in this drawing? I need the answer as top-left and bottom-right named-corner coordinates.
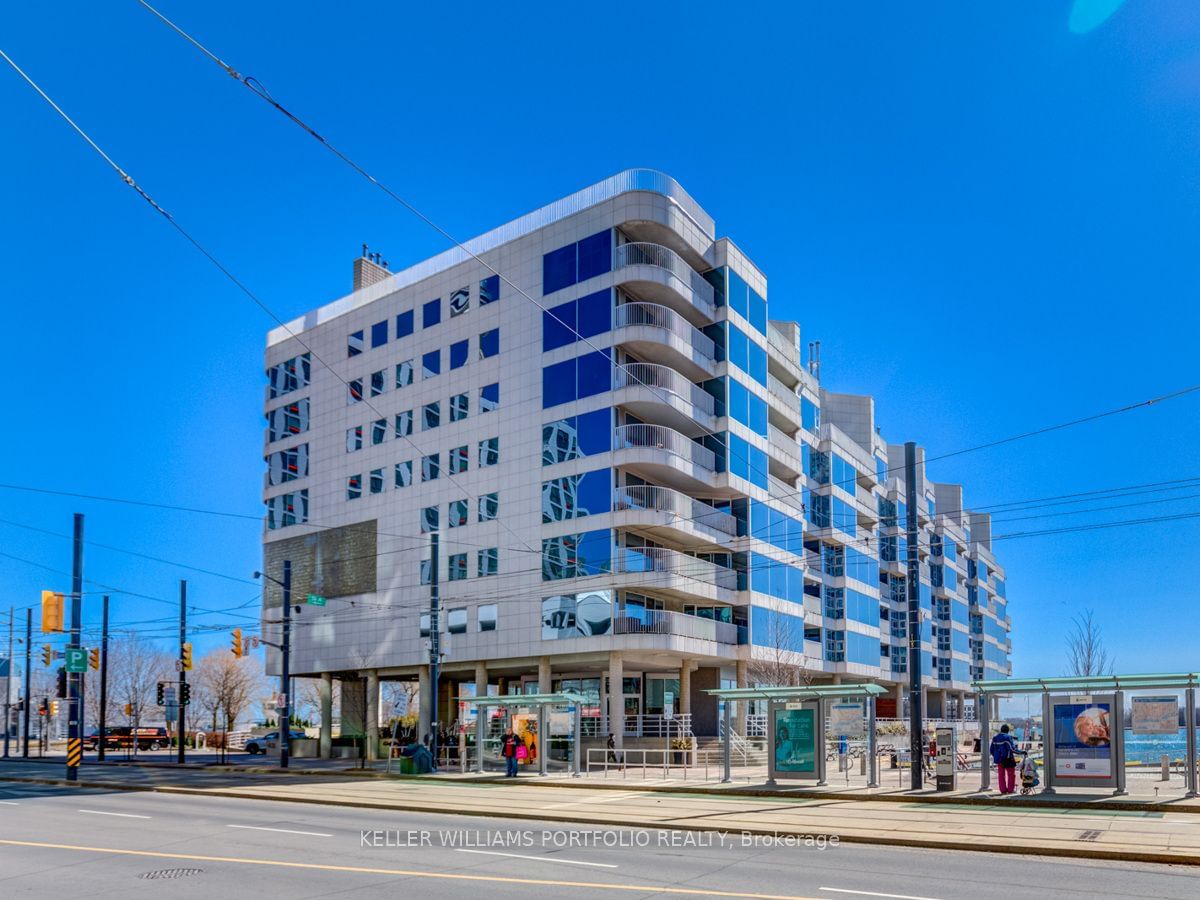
top-left (0, 777), bottom-right (1198, 899)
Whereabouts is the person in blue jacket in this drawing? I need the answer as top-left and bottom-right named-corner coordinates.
top-left (989, 723), bottom-right (1022, 794)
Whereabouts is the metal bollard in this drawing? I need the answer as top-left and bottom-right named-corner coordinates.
top-left (1162, 754), bottom-right (1170, 782)
top-left (860, 753), bottom-right (867, 776)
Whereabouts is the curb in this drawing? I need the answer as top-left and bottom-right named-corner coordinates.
top-left (11, 758), bottom-right (1200, 814)
top-left (0, 773), bottom-right (1196, 868)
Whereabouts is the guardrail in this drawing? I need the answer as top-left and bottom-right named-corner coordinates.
top-left (614, 484), bottom-right (737, 536)
top-left (613, 302), bottom-right (716, 362)
top-left (613, 609), bottom-right (738, 644)
top-left (613, 242), bottom-right (715, 312)
top-left (614, 363), bottom-right (715, 417)
top-left (613, 545), bottom-right (738, 592)
top-left (614, 424), bottom-right (716, 471)
top-left (586, 746), bottom-right (695, 778)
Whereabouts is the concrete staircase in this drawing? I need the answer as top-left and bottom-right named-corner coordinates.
top-left (694, 736), bottom-right (768, 767)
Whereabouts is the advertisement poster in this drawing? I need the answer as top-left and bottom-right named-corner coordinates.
top-left (511, 713), bottom-right (539, 766)
top-left (829, 702), bottom-right (865, 737)
top-left (774, 707), bottom-right (816, 774)
top-left (1131, 696), bottom-right (1178, 735)
top-left (1052, 701), bottom-right (1112, 779)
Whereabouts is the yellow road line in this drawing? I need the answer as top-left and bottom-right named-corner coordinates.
top-left (0, 838), bottom-right (821, 899)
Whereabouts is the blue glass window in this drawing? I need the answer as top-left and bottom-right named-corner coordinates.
top-left (422, 349), bottom-right (440, 379)
top-left (727, 269), bottom-right (749, 321)
top-left (543, 244), bottom-right (577, 295)
top-left (542, 468), bottom-right (612, 522)
top-left (801, 397), bottom-right (820, 432)
top-left (371, 320), bottom-right (388, 348)
top-left (396, 310), bottom-right (414, 339)
top-left (542, 351), bottom-right (612, 408)
top-left (577, 289), bottom-right (611, 337)
top-left (479, 328), bottom-right (500, 359)
top-left (422, 298), bottom-right (441, 328)
top-left (480, 274), bottom-right (500, 305)
top-left (449, 339), bottom-right (468, 370)
top-left (748, 288), bottom-right (767, 335)
top-left (348, 330), bottom-right (364, 357)
top-left (543, 300), bottom-right (576, 352)
top-left (577, 231), bottom-right (611, 282)
top-left (480, 382), bottom-right (500, 412)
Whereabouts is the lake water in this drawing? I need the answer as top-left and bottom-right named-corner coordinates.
top-left (1124, 728), bottom-right (1190, 764)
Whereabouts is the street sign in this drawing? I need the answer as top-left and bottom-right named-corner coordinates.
top-left (663, 690), bottom-right (675, 719)
top-left (306, 594), bottom-right (327, 607)
top-left (64, 648), bottom-right (87, 674)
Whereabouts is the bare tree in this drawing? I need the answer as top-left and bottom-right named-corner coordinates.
top-left (105, 634), bottom-right (173, 729)
top-left (748, 613), bottom-right (814, 687)
top-left (296, 677), bottom-right (341, 729)
top-left (193, 649), bottom-right (264, 732)
top-left (1066, 609), bottom-right (1113, 676)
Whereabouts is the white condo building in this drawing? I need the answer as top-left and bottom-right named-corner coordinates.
top-left (261, 170), bottom-right (1012, 754)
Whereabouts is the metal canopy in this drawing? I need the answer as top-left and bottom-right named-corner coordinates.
top-left (457, 691), bottom-right (591, 708)
top-left (705, 684), bottom-right (888, 701)
top-left (973, 674), bottom-right (1200, 695)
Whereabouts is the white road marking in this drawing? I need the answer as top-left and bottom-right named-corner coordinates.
top-left (78, 809), bottom-right (151, 819)
top-left (0, 801), bottom-right (18, 806)
top-left (821, 888), bottom-right (945, 900)
top-left (454, 848), bottom-right (618, 869)
top-left (540, 791), bottom-right (644, 810)
top-left (227, 824), bottom-right (332, 837)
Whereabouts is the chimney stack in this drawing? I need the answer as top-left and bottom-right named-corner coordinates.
top-left (353, 243), bottom-right (391, 291)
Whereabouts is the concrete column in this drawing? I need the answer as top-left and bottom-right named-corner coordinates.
top-left (475, 661), bottom-right (488, 697)
top-left (831, 674), bottom-right (843, 686)
top-left (735, 659), bottom-right (748, 735)
top-left (318, 672), bottom-right (333, 759)
top-left (418, 665), bottom-right (431, 743)
top-left (538, 656), bottom-right (552, 694)
top-left (679, 660), bottom-right (692, 715)
top-left (608, 651), bottom-right (624, 748)
top-left (366, 670), bottom-right (380, 762)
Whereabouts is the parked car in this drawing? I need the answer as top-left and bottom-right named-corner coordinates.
top-left (244, 729), bottom-right (306, 755)
top-left (86, 726), bottom-right (170, 751)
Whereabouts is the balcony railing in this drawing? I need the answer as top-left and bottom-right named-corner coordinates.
top-left (614, 424), bottom-right (716, 471)
top-left (614, 484), bottom-right (737, 536)
top-left (613, 546), bottom-right (738, 592)
top-left (613, 609), bottom-right (738, 644)
top-left (614, 363), bottom-right (715, 417)
top-left (613, 302), bottom-right (716, 361)
top-left (614, 242), bottom-right (715, 311)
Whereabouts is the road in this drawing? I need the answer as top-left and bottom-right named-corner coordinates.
top-left (0, 779), bottom-right (1197, 899)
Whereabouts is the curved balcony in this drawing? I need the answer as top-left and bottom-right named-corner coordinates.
top-left (612, 302), bottom-right (716, 380)
top-left (614, 484), bottom-right (737, 546)
top-left (613, 609), bottom-right (738, 645)
top-left (614, 242), bottom-right (715, 324)
top-left (613, 545), bottom-right (738, 601)
top-left (614, 362), bottom-right (716, 437)
top-left (613, 423), bottom-right (717, 493)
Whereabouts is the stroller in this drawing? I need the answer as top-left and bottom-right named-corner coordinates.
top-left (1019, 753), bottom-right (1040, 795)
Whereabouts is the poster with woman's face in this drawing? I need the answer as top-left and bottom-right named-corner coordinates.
top-left (1053, 702), bottom-right (1111, 778)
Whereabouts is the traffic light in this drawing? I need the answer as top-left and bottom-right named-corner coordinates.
top-left (41, 644), bottom-right (52, 666)
top-left (156, 681), bottom-right (166, 707)
top-left (40, 590), bottom-right (64, 633)
top-left (231, 628), bottom-right (243, 658)
top-left (89, 648), bottom-right (100, 671)
top-left (38, 699), bottom-right (48, 717)
top-left (50, 700), bottom-right (59, 716)
top-left (181, 642), bottom-right (193, 671)
top-left (55, 667), bottom-right (66, 699)
top-left (179, 682), bottom-right (191, 706)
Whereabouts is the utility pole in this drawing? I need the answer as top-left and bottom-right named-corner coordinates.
top-left (23, 609), bottom-right (31, 757)
top-left (904, 442), bottom-right (923, 790)
top-left (98, 596), bottom-right (109, 762)
top-left (65, 513), bottom-right (84, 781)
top-left (428, 532), bottom-right (440, 771)
top-left (4, 607), bottom-right (12, 758)
top-left (279, 560), bottom-right (292, 769)
top-left (177, 580), bottom-right (187, 764)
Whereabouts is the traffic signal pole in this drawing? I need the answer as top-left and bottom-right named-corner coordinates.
top-left (279, 560), bottom-right (291, 769)
top-left (904, 443), bottom-right (924, 791)
top-left (98, 596), bottom-right (109, 762)
top-left (178, 580), bottom-right (186, 764)
top-left (67, 513), bottom-right (83, 782)
top-left (22, 609), bottom-right (31, 757)
top-left (4, 607), bottom-right (12, 758)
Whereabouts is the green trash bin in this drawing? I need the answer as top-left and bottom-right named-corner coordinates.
top-left (398, 755), bottom-right (416, 775)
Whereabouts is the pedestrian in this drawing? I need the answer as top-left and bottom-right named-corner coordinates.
top-left (501, 726), bottom-right (520, 777)
top-left (990, 723), bottom-right (1020, 794)
top-left (606, 733), bottom-right (622, 767)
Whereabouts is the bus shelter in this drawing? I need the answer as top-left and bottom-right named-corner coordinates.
top-left (973, 673), bottom-right (1199, 797)
top-left (457, 692), bottom-right (589, 777)
top-left (706, 685), bottom-right (887, 786)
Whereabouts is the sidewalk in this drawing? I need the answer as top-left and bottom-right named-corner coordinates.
top-left (2, 759), bottom-right (1200, 865)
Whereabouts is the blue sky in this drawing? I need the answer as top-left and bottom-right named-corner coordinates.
top-left (0, 1), bottom-right (1197, 678)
